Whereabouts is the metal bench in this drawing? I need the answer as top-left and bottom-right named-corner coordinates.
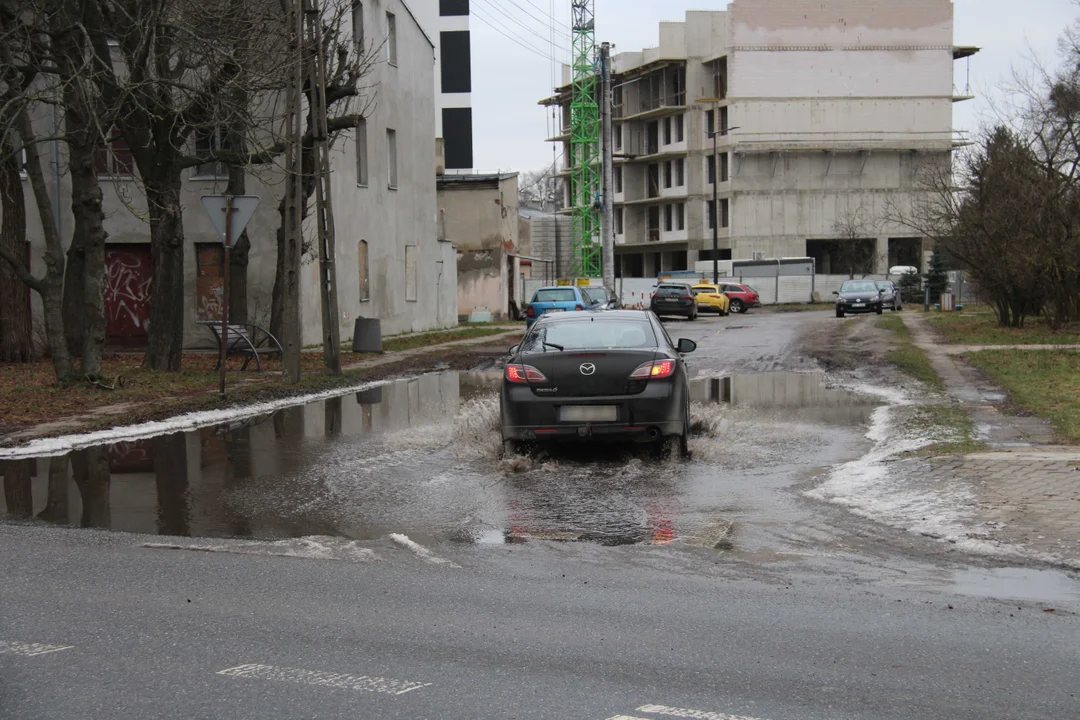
top-left (198, 321), bottom-right (284, 372)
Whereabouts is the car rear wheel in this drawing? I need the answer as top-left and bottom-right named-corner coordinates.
top-left (502, 438), bottom-right (526, 456)
top-left (729, 298), bottom-right (744, 314)
top-left (836, 308), bottom-right (845, 318)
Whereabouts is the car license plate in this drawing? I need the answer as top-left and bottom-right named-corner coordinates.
top-left (544, 308), bottom-right (564, 313)
top-left (559, 405), bottom-right (617, 423)
top-left (852, 303), bottom-right (865, 308)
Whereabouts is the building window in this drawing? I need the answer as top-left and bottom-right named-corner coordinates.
top-left (705, 109), bottom-right (715, 136)
top-left (615, 207), bottom-right (623, 235)
top-left (440, 31), bottom-right (471, 93)
top-left (720, 107), bottom-right (729, 135)
top-left (358, 239), bottom-right (369, 301)
top-left (663, 160), bottom-right (672, 189)
top-left (405, 244), bottom-right (417, 301)
top-left (707, 199), bottom-right (715, 230)
top-left (614, 165), bottom-right (622, 193)
top-left (352, 1), bottom-right (364, 53)
top-left (386, 12), bottom-right (397, 65)
top-left (386, 128), bottom-right (397, 189)
top-left (675, 114), bottom-right (684, 143)
top-left (356, 120), bottom-right (368, 186)
top-left (94, 128), bottom-right (135, 177)
top-left (192, 127), bottom-right (229, 179)
top-left (663, 117), bottom-right (672, 145)
top-left (664, 204), bottom-right (673, 232)
top-left (675, 158), bottom-right (684, 187)
top-left (706, 155), bottom-right (715, 185)
top-left (721, 198), bottom-right (730, 228)
top-left (439, 0), bottom-right (469, 16)
top-left (614, 123), bottom-right (622, 151)
top-left (721, 152), bottom-right (729, 182)
top-left (676, 203), bottom-right (685, 231)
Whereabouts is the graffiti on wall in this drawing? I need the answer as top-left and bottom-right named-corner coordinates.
top-left (105, 246), bottom-right (152, 340)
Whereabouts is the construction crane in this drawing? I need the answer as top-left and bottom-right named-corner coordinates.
top-left (569, 0), bottom-right (601, 279)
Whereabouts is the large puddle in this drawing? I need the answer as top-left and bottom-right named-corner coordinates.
top-left (1, 372), bottom-right (879, 549)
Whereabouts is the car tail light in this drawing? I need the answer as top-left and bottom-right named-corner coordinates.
top-left (574, 304), bottom-right (584, 311)
top-left (526, 305), bottom-right (536, 318)
top-left (505, 364), bottom-right (547, 383)
top-left (680, 293), bottom-right (693, 300)
top-left (629, 359), bottom-right (675, 380)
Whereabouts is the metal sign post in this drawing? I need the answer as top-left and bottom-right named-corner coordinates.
top-left (200, 195), bottom-right (261, 399)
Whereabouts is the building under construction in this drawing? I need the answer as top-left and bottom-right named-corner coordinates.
top-left (540, 0), bottom-right (978, 277)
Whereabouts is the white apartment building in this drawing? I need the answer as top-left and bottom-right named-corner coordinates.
top-left (542, 0), bottom-right (977, 277)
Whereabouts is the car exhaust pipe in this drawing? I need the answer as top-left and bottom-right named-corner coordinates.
top-left (647, 427), bottom-right (662, 440)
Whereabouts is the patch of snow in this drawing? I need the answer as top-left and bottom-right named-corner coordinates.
top-left (0, 379), bottom-right (394, 460)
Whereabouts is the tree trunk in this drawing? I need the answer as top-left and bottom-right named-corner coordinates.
top-left (143, 173), bottom-right (186, 371)
top-left (270, 194), bottom-right (287, 339)
top-left (152, 433), bottom-right (190, 536)
top-left (16, 107), bottom-right (72, 379)
top-left (71, 447), bottom-right (110, 528)
top-left (62, 226), bottom-right (87, 357)
top-left (65, 105), bottom-right (108, 377)
top-left (2, 459), bottom-right (34, 518)
top-left (0, 137), bottom-right (33, 362)
top-left (37, 455), bottom-right (70, 523)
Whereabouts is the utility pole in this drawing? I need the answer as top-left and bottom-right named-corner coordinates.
top-left (282, 0), bottom-right (305, 383)
top-left (599, 42), bottom-right (615, 292)
top-left (307, 0), bottom-right (342, 375)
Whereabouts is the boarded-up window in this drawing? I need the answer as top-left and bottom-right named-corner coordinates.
top-left (94, 128), bottom-right (135, 176)
top-left (358, 239), bottom-right (369, 301)
top-left (386, 12), bottom-right (397, 64)
top-left (352, 1), bottom-right (364, 53)
top-left (405, 245), bottom-right (417, 301)
top-left (196, 243), bottom-right (225, 321)
top-left (386, 128), bottom-right (397, 188)
top-left (356, 120), bottom-right (368, 186)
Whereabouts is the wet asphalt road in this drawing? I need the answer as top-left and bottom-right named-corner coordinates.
top-left (2, 310), bottom-right (1079, 720)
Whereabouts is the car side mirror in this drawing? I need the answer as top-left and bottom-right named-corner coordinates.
top-left (879, 289), bottom-right (885, 294)
top-left (677, 338), bottom-right (697, 354)
top-left (832, 291), bottom-right (839, 296)
top-left (508, 344), bottom-right (519, 355)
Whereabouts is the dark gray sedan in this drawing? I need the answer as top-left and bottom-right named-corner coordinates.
top-left (834, 279), bottom-right (886, 317)
top-left (500, 310), bottom-right (696, 457)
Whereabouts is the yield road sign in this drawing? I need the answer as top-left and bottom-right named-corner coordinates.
top-left (201, 195), bottom-right (261, 246)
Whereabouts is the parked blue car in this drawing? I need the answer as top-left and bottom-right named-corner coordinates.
top-left (524, 286), bottom-right (598, 326)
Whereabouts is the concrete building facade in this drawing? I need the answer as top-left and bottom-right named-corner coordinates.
top-left (437, 172), bottom-right (523, 320)
top-left (9, 0), bottom-right (454, 352)
top-left (541, 0), bottom-right (976, 277)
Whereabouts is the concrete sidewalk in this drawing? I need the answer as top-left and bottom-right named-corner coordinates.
top-left (900, 313), bottom-right (1080, 567)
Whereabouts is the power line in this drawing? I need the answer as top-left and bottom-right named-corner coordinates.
top-left (503, 0), bottom-right (571, 35)
top-left (474, 0), bottom-right (569, 55)
top-left (521, 0), bottom-right (571, 31)
top-left (471, 5), bottom-right (558, 62)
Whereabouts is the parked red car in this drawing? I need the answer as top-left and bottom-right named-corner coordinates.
top-left (716, 282), bottom-right (761, 314)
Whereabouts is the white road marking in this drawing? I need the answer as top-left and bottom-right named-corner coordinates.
top-left (388, 533), bottom-right (460, 568)
top-left (636, 705), bottom-right (768, 720)
top-left (606, 716), bottom-right (652, 720)
top-left (0, 640), bottom-right (74, 657)
top-left (217, 663), bottom-right (430, 695)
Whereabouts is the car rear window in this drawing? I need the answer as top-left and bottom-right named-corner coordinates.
top-left (533, 288), bottom-right (577, 303)
top-left (523, 320), bottom-right (657, 351)
top-left (655, 285), bottom-right (688, 297)
top-left (582, 288), bottom-right (608, 303)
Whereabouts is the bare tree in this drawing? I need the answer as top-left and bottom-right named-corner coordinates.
top-left (519, 165), bottom-right (560, 210)
top-left (0, 131), bottom-right (32, 361)
top-left (830, 199), bottom-right (880, 278)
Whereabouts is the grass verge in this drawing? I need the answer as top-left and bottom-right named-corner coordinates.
top-left (875, 315), bottom-right (943, 391)
top-left (964, 350), bottom-right (1080, 444)
top-left (928, 310), bottom-right (1080, 346)
top-left (900, 403), bottom-right (984, 456)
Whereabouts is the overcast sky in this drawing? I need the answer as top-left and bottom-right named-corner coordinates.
top-left (467, 0), bottom-right (1078, 173)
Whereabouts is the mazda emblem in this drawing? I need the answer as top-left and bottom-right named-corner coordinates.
top-left (579, 363), bottom-right (596, 376)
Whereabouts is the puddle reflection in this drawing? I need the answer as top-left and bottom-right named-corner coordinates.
top-left (2, 371), bottom-right (877, 548)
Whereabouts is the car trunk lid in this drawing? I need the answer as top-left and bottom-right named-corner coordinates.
top-left (522, 349), bottom-right (658, 397)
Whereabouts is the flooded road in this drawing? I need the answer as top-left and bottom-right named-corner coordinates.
top-left (2, 371), bottom-right (880, 555)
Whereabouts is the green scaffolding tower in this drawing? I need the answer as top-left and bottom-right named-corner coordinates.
top-left (569, 0), bottom-right (601, 278)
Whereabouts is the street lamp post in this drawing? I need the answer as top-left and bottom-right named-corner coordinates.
top-left (696, 96), bottom-right (739, 285)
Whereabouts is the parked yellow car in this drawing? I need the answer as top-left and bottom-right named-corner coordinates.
top-left (691, 284), bottom-right (730, 316)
